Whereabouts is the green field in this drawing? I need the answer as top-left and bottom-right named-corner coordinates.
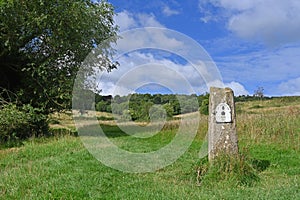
top-left (1, 97), bottom-right (300, 199)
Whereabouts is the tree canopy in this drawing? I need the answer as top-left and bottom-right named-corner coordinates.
top-left (0, 0), bottom-right (118, 113)
top-left (95, 93), bottom-right (210, 121)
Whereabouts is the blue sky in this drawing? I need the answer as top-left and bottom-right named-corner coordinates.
top-left (99, 0), bottom-right (300, 96)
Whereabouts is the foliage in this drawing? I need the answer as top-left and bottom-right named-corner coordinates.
top-left (49, 127), bottom-right (78, 137)
top-left (163, 103), bottom-right (174, 118)
top-left (96, 100), bottom-right (112, 113)
top-left (0, 103), bottom-right (48, 146)
top-left (0, 0), bottom-right (118, 113)
top-left (199, 99), bottom-right (209, 115)
top-left (234, 95), bottom-right (272, 102)
top-left (95, 93), bottom-right (208, 121)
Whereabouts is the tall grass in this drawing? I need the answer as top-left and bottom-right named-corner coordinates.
top-left (237, 106), bottom-right (300, 150)
top-left (0, 98), bottom-right (299, 199)
top-left (197, 154), bottom-right (259, 187)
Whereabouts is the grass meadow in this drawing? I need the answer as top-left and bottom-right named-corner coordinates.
top-left (0, 97), bottom-right (299, 199)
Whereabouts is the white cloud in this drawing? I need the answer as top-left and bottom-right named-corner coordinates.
top-left (113, 11), bottom-right (181, 52)
top-left (202, 35), bottom-right (298, 77)
top-left (213, 44), bottom-right (300, 85)
top-left (114, 27), bottom-right (184, 56)
top-left (97, 55), bottom-right (249, 96)
top-left (200, 0), bottom-right (300, 46)
top-left (224, 82), bottom-right (249, 96)
top-left (97, 52), bottom-right (214, 96)
top-left (102, 11), bottom-right (224, 96)
top-left (114, 11), bottom-right (137, 31)
top-left (162, 6), bottom-right (180, 16)
top-left (200, 34), bottom-right (300, 96)
top-left (277, 77), bottom-right (300, 96)
top-left (200, 16), bottom-right (215, 24)
top-left (136, 13), bottom-right (164, 27)
top-left (209, 0), bottom-right (257, 11)
top-left (114, 11), bottom-right (164, 32)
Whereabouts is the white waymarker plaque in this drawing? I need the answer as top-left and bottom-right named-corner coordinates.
top-left (215, 103), bottom-right (231, 123)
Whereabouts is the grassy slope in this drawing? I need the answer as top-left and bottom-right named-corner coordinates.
top-left (0, 97), bottom-right (299, 199)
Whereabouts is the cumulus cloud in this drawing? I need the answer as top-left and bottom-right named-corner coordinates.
top-left (277, 77), bottom-right (300, 96)
top-left (113, 11), bottom-right (183, 52)
top-left (97, 52), bottom-right (210, 96)
top-left (224, 82), bottom-right (249, 96)
top-left (162, 6), bottom-right (180, 16)
top-left (114, 11), bottom-right (137, 31)
top-left (114, 11), bottom-right (164, 31)
top-left (97, 56), bottom-right (249, 96)
top-left (136, 13), bottom-right (164, 27)
top-left (112, 27), bottom-right (186, 58)
top-left (199, 0), bottom-right (300, 46)
top-left (94, 49), bottom-right (247, 96)
top-left (99, 11), bottom-right (224, 96)
top-left (212, 43), bottom-right (300, 84)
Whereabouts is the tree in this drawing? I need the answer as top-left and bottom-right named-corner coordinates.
top-left (163, 103), bottom-right (174, 118)
top-left (199, 99), bottom-right (209, 115)
top-left (153, 94), bottom-right (162, 104)
top-left (254, 87), bottom-right (264, 99)
top-left (149, 105), bottom-right (166, 121)
top-left (1, 0), bottom-right (118, 113)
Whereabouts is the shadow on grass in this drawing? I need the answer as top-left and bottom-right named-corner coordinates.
top-left (251, 159), bottom-right (271, 172)
top-left (100, 124), bottom-right (128, 138)
top-left (77, 124), bottom-right (127, 138)
top-left (78, 124), bottom-right (167, 138)
top-left (78, 122), bottom-right (178, 138)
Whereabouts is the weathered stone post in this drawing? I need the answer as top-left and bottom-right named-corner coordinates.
top-left (208, 87), bottom-right (239, 161)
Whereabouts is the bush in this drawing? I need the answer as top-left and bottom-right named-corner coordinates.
top-left (0, 103), bottom-right (49, 146)
top-left (49, 127), bottom-right (78, 137)
top-left (199, 99), bottom-right (209, 115)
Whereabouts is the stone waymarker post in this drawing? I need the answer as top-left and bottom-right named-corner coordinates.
top-left (208, 87), bottom-right (239, 161)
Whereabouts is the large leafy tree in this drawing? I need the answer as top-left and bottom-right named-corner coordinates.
top-left (0, 0), bottom-right (118, 113)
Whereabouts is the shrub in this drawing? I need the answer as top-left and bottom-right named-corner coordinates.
top-left (49, 127), bottom-right (78, 137)
top-left (199, 99), bottom-right (209, 115)
top-left (0, 103), bottom-right (49, 146)
top-left (21, 104), bottom-right (49, 137)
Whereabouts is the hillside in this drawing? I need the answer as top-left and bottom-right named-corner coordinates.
top-left (0, 97), bottom-right (299, 199)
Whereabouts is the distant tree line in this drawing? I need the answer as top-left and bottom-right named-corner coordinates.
top-left (95, 93), bottom-right (210, 121)
top-left (235, 87), bottom-right (272, 102)
top-left (95, 92), bottom-right (276, 121)
top-left (234, 95), bottom-right (272, 102)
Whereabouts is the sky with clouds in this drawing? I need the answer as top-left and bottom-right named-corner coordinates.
top-left (98, 0), bottom-right (300, 96)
